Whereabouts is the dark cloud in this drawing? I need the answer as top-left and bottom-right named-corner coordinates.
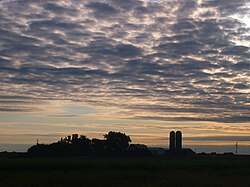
top-left (0, 107), bottom-right (34, 112)
top-left (0, 0), bottom-right (249, 123)
top-left (86, 2), bottom-right (118, 18)
top-left (202, 0), bottom-right (248, 16)
top-left (232, 61), bottom-right (250, 70)
top-left (134, 115), bottom-right (250, 123)
top-left (185, 135), bottom-right (250, 142)
top-left (116, 44), bottom-right (142, 57)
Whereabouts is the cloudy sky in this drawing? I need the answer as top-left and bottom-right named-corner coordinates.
top-left (0, 0), bottom-right (249, 153)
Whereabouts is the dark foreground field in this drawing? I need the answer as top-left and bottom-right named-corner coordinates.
top-left (0, 155), bottom-right (250, 187)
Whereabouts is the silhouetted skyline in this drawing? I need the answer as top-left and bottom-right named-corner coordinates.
top-left (0, 0), bottom-right (249, 154)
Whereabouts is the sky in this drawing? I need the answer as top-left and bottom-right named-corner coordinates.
top-left (0, 0), bottom-right (250, 154)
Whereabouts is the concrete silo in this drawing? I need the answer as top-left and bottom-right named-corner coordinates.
top-left (176, 131), bottom-right (182, 151)
top-left (169, 131), bottom-right (176, 151)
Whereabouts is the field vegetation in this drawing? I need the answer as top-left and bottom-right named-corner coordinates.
top-left (0, 154), bottom-right (250, 187)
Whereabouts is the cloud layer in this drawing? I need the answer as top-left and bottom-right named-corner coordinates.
top-left (0, 0), bottom-right (249, 123)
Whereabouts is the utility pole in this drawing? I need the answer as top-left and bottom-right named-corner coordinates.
top-left (235, 141), bottom-right (238, 155)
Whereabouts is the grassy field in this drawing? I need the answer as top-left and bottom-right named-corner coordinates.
top-left (0, 155), bottom-right (250, 187)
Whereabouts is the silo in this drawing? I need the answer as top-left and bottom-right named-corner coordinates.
top-left (169, 131), bottom-right (176, 151)
top-left (176, 131), bottom-right (182, 151)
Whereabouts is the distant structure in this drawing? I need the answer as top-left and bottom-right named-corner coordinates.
top-left (148, 147), bottom-right (167, 156)
top-left (236, 141), bottom-right (238, 155)
top-left (176, 131), bottom-right (182, 152)
top-left (167, 130), bottom-right (194, 156)
top-left (169, 131), bottom-right (182, 154)
top-left (169, 131), bottom-right (176, 151)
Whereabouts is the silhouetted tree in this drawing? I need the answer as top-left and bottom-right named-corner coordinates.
top-left (71, 135), bottom-right (92, 156)
top-left (104, 131), bottom-right (131, 156)
top-left (27, 144), bottom-right (49, 156)
top-left (28, 134), bottom-right (91, 156)
top-left (28, 131), bottom-right (133, 157)
top-left (92, 138), bottom-right (107, 156)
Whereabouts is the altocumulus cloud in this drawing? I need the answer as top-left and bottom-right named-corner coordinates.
top-left (0, 0), bottom-right (249, 123)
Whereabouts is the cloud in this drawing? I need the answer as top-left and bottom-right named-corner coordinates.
top-left (0, 0), bottom-right (249, 123)
top-left (185, 135), bottom-right (250, 142)
top-left (86, 2), bottom-right (118, 17)
top-left (134, 115), bottom-right (250, 123)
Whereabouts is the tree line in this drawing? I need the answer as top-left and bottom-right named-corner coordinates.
top-left (28, 131), bottom-right (150, 157)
